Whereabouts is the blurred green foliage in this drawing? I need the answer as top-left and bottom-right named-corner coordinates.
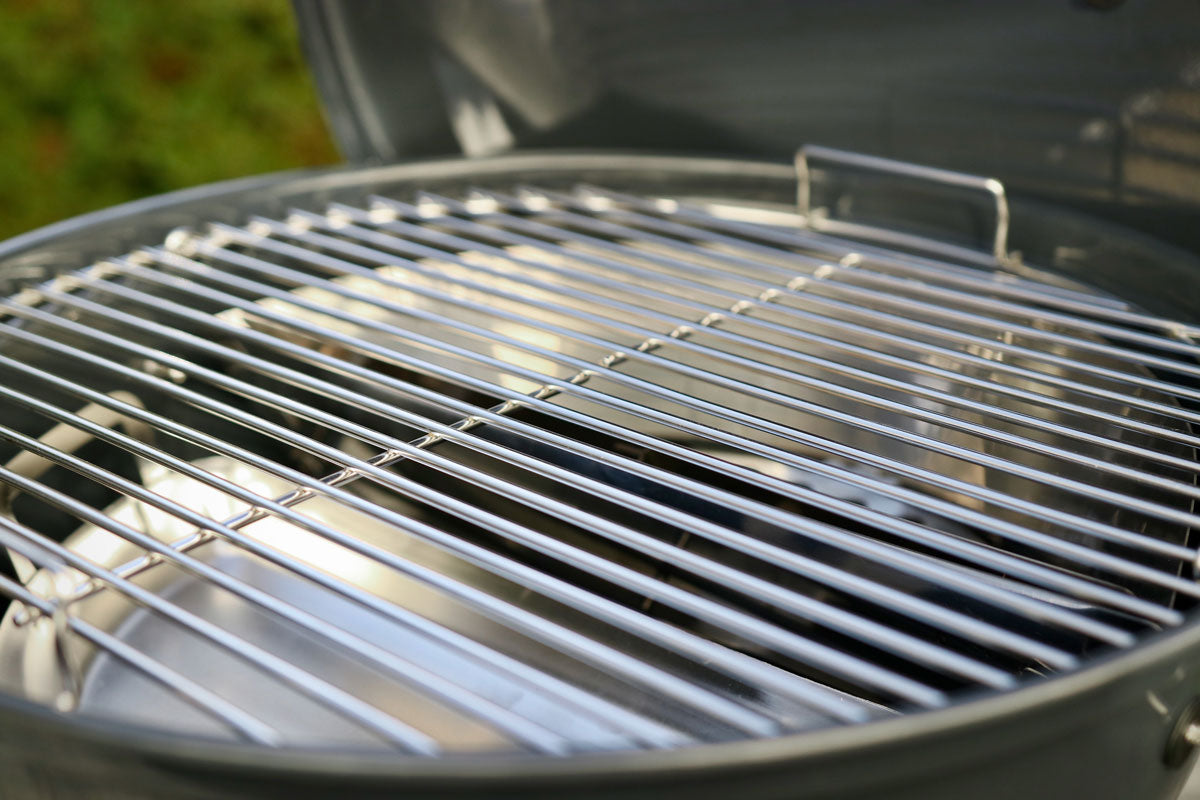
top-left (0, 0), bottom-right (338, 239)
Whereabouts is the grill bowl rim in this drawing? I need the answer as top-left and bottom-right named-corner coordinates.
top-left (0, 151), bottom-right (1197, 797)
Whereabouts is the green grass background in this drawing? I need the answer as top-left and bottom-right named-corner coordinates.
top-left (0, 0), bottom-right (339, 240)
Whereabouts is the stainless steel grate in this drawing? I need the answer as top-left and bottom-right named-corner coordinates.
top-left (0, 170), bottom-right (1197, 754)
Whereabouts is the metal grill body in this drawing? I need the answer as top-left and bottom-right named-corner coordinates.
top-left (0, 153), bottom-right (1197, 799)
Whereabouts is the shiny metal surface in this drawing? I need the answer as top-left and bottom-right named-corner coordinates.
top-left (294, 0), bottom-right (1200, 257)
top-left (0, 160), bottom-right (1196, 760)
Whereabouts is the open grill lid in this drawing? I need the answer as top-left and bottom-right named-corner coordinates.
top-left (293, 0), bottom-right (1200, 250)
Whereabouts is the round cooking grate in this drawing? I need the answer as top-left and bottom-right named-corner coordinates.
top-left (0, 153), bottom-right (1196, 757)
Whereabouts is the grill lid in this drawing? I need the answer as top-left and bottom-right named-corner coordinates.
top-left (0, 152), bottom-right (1196, 754)
top-left (292, 0), bottom-right (1200, 249)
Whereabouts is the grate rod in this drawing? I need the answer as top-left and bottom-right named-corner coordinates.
top-left (179, 236), bottom-right (1200, 548)
top-left (0, 298), bottom-right (954, 707)
top-left (324, 196), bottom-right (1195, 453)
top-left (3, 297), bottom-right (1079, 675)
top-left (0, 370), bottom-right (803, 734)
top-left (0, 571), bottom-right (282, 745)
top-left (567, 186), bottom-right (1200, 358)
top-left (42, 301), bottom-right (1092, 666)
top-left (75, 262), bottom-right (1200, 602)
top-left (0, 517), bottom-right (441, 752)
top-left (541, 188), bottom-right (1200, 369)
top-left (305, 206), bottom-right (1200, 470)
top-left (333, 204), bottom-right (1200, 453)
top-left (63, 263), bottom-right (1200, 614)
top-left (11, 280), bottom-right (1153, 642)
top-left (374, 195), bottom-right (1200, 431)
top-left (278, 212), bottom-right (1200, 481)
top-left (41, 273), bottom-right (1179, 630)
top-left (0, 431), bottom-right (622, 754)
top-left (417, 192), bottom-right (1200, 409)
top-left (580, 186), bottom-right (1200, 336)
top-left (37, 284), bottom-right (1156, 642)
top-left (0, 329), bottom-right (855, 730)
top-left (461, 186), bottom-right (1200, 400)
top-left (0, 395), bottom-right (678, 749)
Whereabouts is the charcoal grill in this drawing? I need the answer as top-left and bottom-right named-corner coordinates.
top-left (2, 2), bottom-right (1200, 798)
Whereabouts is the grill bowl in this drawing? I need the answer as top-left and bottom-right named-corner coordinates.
top-left (0, 152), bottom-right (1197, 798)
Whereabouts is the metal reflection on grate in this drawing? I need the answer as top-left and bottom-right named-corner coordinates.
top-left (0, 171), bottom-right (1197, 754)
